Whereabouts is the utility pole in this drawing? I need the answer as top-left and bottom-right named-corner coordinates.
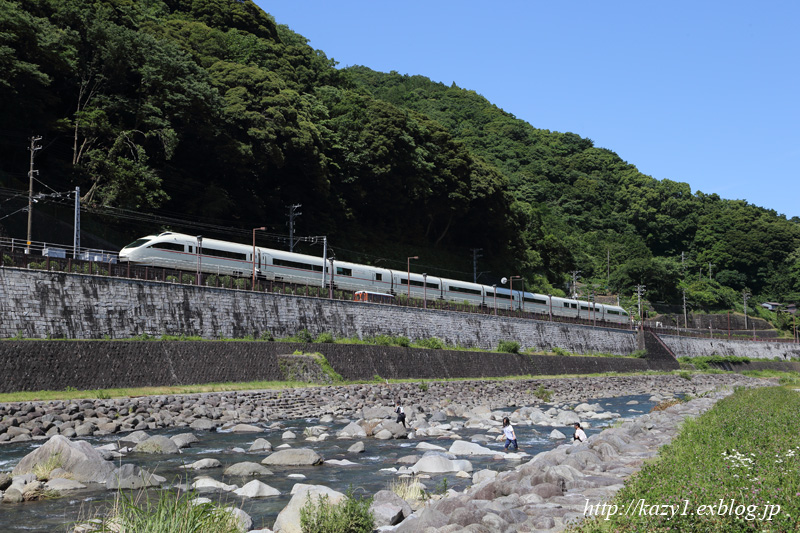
top-left (570, 270), bottom-right (581, 299)
top-left (607, 247), bottom-right (610, 287)
top-left (73, 187), bottom-right (80, 259)
top-left (286, 204), bottom-right (302, 252)
top-left (708, 262), bottom-right (715, 280)
top-left (682, 287), bottom-right (688, 328)
top-left (636, 284), bottom-right (646, 329)
top-left (742, 290), bottom-right (751, 329)
top-left (26, 135), bottom-right (42, 253)
top-left (470, 248), bottom-right (483, 283)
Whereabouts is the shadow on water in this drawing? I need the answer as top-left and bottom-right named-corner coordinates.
top-left (0, 394), bottom-right (655, 531)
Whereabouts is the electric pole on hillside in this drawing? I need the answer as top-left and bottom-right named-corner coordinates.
top-left (636, 284), bottom-right (646, 329)
top-left (743, 290), bottom-right (751, 329)
top-left (26, 135), bottom-right (42, 253)
top-left (470, 248), bottom-right (483, 283)
top-left (570, 270), bottom-right (581, 299)
top-left (708, 262), bottom-right (715, 280)
top-left (286, 203), bottom-right (302, 252)
top-left (683, 288), bottom-right (688, 328)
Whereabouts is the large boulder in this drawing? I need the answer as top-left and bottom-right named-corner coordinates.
top-left (370, 490), bottom-right (412, 527)
top-left (133, 435), bottom-right (180, 455)
top-left (224, 462), bottom-right (273, 477)
top-left (118, 430), bottom-right (150, 449)
top-left (182, 458), bottom-right (221, 470)
top-left (449, 440), bottom-right (495, 456)
top-left (12, 435), bottom-right (114, 483)
top-left (411, 455), bottom-right (473, 474)
top-left (229, 424), bottom-right (263, 434)
top-left (336, 422), bottom-right (367, 439)
top-left (170, 433), bottom-right (199, 449)
top-left (261, 449), bottom-right (323, 466)
top-left (233, 480), bottom-right (280, 498)
top-left (273, 485), bottom-right (345, 533)
top-left (248, 438), bottom-right (273, 453)
top-left (105, 464), bottom-right (165, 490)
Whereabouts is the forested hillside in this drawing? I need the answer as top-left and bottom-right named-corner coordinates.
top-left (1, 0), bottom-right (799, 318)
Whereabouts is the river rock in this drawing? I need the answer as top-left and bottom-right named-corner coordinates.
top-left (229, 424), bottom-right (262, 433)
top-left (118, 430), bottom-right (150, 448)
top-left (106, 464), bottom-right (165, 490)
top-left (550, 429), bottom-right (567, 439)
top-left (189, 419), bottom-right (217, 431)
top-left (224, 462), bottom-right (273, 477)
top-left (222, 507), bottom-right (252, 532)
top-left (12, 435), bottom-right (115, 483)
top-left (191, 477), bottom-right (238, 492)
top-left (449, 440), bottom-right (495, 456)
top-left (248, 438), bottom-right (273, 453)
top-left (336, 422), bottom-right (366, 439)
top-left (261, 448), bottom-right (323, 466)
top-left (273, 484), bottom-right (345, 533)
top-left (45, 478), bottom-right (86, 491)
top-left (347, 441), bottom-right (365, 453)
top-left (183, 458), bottom-right (221, 470)
top-left (133, 435), bottom-right (179, 454)
top-left (170, 433), bottom-right (199, 449)
top-left (411, 455), bottom-right (473, 474)
top-left (233, 479), bottom-right (280, 498)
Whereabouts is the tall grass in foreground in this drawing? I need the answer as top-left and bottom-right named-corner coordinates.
top-left (299, 488), bottom-right (374, 533)
top-left (572, 386), bottom-right (800, 532)
top-left (84, 489), bottom-right (243, 533)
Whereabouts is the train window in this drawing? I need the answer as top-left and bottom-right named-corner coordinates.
top-left (376, 273), bottom-right (382, 281)
top-left (400, 278), bottom-right (438, 289)
top-left (580, 305), bottom-right (589, 311)
top-left (202, 247), bottom-right (247, 261)
top-left (563, 302), bottom-right (570, 308)
top-left (336, 267), bottom-right (352, 276)
top-left (273, 258), bottom-right (323, 272)
top-left (123, 238), bottom-right (151, 249)
top-left (151, 242), bottom-right (185, 252)
top-left (450, 285), bottom-right (482, 296)
top-left (607, 310), bottom-right (619, 315)
top-left (524, 297), bottom-right (547, 305)
top-left (571, 303), bottom-right (578, 309)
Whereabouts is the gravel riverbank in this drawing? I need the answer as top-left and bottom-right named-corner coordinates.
top-left (0, 373), bottom-right (764, 444)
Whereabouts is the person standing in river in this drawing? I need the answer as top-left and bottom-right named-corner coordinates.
top-left (394, 401), bottom-right (406, 427)
top-left (502, 417), bottom-right (518, 451)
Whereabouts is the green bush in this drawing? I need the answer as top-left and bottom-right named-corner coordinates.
top-left (94, 489), bottom-right (242, 532)
top-left (392, 336), bottom-right (410, 347)
top-left (315, 332), bottom-right (335, 343)
top-left (497, 340), bottom-right (520, 354)
top-left (535, 385), bottom-right (553, 403)
top-left (373, 335), bottom-right (392, 346)
top-left (551, 346), bottom-right (570, 356)
top-left (413, 337), bottom-right (445, 350)
top-left (291, 329), bottom-right (314, 343)
top-left (260, 331), bottom-right (274, 341)
top-left (299, 489), bottom-right (374, 533)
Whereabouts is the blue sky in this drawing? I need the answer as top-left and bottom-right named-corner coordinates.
top-left (255, 1), bottom-right (799, 219)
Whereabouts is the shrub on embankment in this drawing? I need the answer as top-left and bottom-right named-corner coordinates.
top-left (573, 386), bottom-right (800, 532)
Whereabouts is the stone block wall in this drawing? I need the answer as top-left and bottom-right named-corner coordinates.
top-left (0, 340), bottom-right (677, 393)
top-left (660, 335), bottom-right (800, 360)
top-left (0, 268), bottom-right (640, 355)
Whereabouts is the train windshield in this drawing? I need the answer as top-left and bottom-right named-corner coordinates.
top-left (121, 238), bottom-right (152, 250)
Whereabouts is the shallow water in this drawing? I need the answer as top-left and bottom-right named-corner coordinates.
top-left (0, 394), bottom-right (654, 531)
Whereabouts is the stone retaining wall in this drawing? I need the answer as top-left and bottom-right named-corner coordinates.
top-left (0, 268), bottom-right (795, 373)
top-left (661, 334), bottom-right (800, 360)
top-left (0, 341), bottom-right (678, 393)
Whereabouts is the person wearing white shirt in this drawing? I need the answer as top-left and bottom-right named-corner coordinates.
top-left (502, 417), bottom-right (518, 451)
top-left (573, 422), bottom-right (587, 443)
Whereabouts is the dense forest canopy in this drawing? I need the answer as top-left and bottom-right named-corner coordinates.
top-left (1, 0), bottom-right (799, 319)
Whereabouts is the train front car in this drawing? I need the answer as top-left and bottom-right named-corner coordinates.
top-left (117, 233), bottom-right (193, 268)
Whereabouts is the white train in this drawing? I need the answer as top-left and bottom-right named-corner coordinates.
top-left (119, 232), bottom-right (631, 325)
